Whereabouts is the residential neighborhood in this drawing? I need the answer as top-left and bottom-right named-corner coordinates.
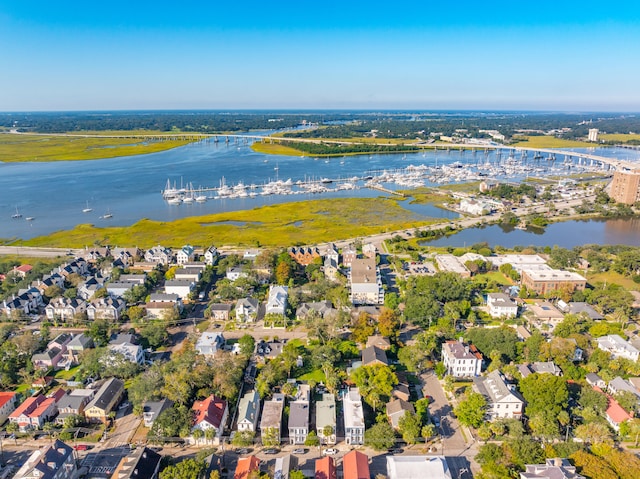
top-left (1, 238), bottom-right (640, 479)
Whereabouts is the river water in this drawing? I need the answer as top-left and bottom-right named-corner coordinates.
top-left (0, 140), bottom-right (639, 243)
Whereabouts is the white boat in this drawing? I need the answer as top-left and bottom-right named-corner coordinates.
top-left (167, 197), bottom-right (182, 205)
top-left (82, 201), bottom-right (92, 213)
top-left (25, 216), bottom-right (35, 221)
top-left (102, 209), bottom-right (113, 219)
top-left (195, 194), bottom-right (207, 202)
top-left (11, 206), bottom-right (22, 219)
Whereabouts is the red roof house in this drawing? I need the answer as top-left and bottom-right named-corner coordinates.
top-left (315, 456), bottom-right (337, 479)
top-left (13, 264), bottom-right (33, 278)
top-left (8, 394), bottom-right (58, 431)
top-left (234, 455), bottom-right (260, 479)
top-left (192, 395), bottom-right (228, 440)
top-left (0, 392), bottom-right (17, 424)
top-left (343, 450), bottom-right (370, 479)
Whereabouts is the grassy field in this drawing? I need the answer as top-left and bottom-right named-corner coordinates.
top-left (250, 141), bottom-right (307, 156)
top-left (0, 133), bottom-right (191, 162)
top-left (599, 133), bottom-right (640, 143)
top-left (587, 270), bottom-right (639, 290)
top-left (20, 197), bottom-right (440, 248)
top-left (511, 135), bottom-right (597, 149)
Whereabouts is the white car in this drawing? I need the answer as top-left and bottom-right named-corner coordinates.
top-left (322, 448), bottom-right (338, 455)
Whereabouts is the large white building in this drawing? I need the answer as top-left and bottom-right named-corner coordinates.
top-left (386, 456), bottom-right (452, 479)
top-left (343, 388), bottom-right (365, 445)
top-left (442, 339), bottom-right (483, 377)
top-left (486, 293), bottom-right (518, 318)
top-left (349, 257), bottom-right (384, 305)
top-left (596, 334), bottom-right (640, 362)
top-left (473, 370), bottom-right (524, 420)
top-left (266, 285), bottom-right (288, 316)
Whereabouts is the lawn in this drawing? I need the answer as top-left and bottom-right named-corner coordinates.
top-left (474, 271), bottom-right (513, 286)
top-left (587, 270), bottom-right (639, 290)
top-left (511, 136), bottom-right (598, 149)
top-left (0, 133), bottom-right (191, 162)
top-left (20, 197), bottom-right (438, 248)
top-left (297, 369), bottom-right (326, 383)
top-left (251, 141), bottom-right (306, 157)
top-left (599, 133), bottom-right (640, 143)
top-left (54, 366), bottom-right (80, 381)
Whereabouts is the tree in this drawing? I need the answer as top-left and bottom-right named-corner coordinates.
top-left (519, 373), bottom-right (568, 419)
top-left (398, 411), bottom-right (422, 444)
top-left (477, 423), bottom-right (493, 442)
top-left (421, 424), bottom-right (436, 440)
top-left (351, 312), bottom-right (375, 344)
top-left (466, 326), bottom-right (519, 363)
top-left (192, 428), bottom-right (204, 444)
top-left (454, 391), bottom-right (487, 428)
top-left (261, 426), bottom-right (280, 447)
top-left (275, 261), bottom-right (293, 285)
top-left (159, 459), bottom-right (205, 479)
top-left (570, 450), bottom-right (617, 479)
top-left (304, 430), bottom-right (320, 447)
top-left (150, 405), bottom-right (192, 439)
top-left (238, 334), bottom-right (255, 356)
top-left (289, 472), bottom-right (305, 479)
top-left (351, 364), bottom-right (397, 410)
top-left (140, 321), bottom-right (169, 349)
top-left (378, 307), bottom-right (400, 338)
top-left (574, 422), bottom-right (613, 445)
top-left (204, 427), bottom-right (216, 444)
top-left (232, 430), bottom-right (255, 447)
top-left (364, 422), bottom-right (396, 451)
top-left (88, 317), bottom-right (113, 346)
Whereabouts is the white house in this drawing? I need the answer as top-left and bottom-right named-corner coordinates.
top-left (204, 245), bottom-right (219, 266)
top-left (226, 267), bottom-right (248, 281)
top-left (196, 332), bottom-right (225, 356)
top-left (236, 297), bottom-right (260, 322)
top-left (107, 342), bottom-right (144, 365)
top-left (473, 370), bottom-right (524, 420)
top-left (343, 388), bottom-right (365, 445)
top-left (596, 334), bottom-right (640, 361)
top-left (486, 293), bottom-right (518, 318)
top-left (266, 285), bottom-right (288, 316)
top-left (237, 390), bottom-right (261, 432)
top-left (192, 395), bottom-right (228, 442)
top-left (349, 257), bottom-right (384, 305)
top-left (144, 245), bottom-right (173, 265)
top-left (442, 339), bottom-right (483, 377)
top-left (176, 245), bottom-right (195, 265)
top-left (164, 279), bottom-right (195, 299)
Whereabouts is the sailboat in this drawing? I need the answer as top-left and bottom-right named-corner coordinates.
top-left (25, 216), bottom-right (35, 221)
top-left (101, 208), bottom-right (113, 219)
top-left (82, 201), bottom-right (92, 213)
top-left (11, 206), bottom-right (22, 219)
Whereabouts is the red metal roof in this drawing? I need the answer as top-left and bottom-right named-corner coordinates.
top-left (315, 456), bottom-right (337, 479)
top-left (192, 395), bottom-right (227, 429)
top-left (343, 450), bottom-right (370, 479)
top-left (0, 392), bottom-right (16, 409)
top-left (234, 455), bottom-right (260, 479)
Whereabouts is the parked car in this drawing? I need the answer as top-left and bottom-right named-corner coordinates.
top-left (292, 448), bottom-right (307, 454)
top-left (263, 448), bottom-right (279, 455)
top-left (322, 448), bottom-right (338, 455)
top-left (237, 448), bottom-right (251, 455)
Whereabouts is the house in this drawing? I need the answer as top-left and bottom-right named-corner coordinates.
top-left (174, 268), bottom-right (201, 282)
top-left (288, 384), bottom-right (310, 445)
top-left (55, 389), bottom-right (95, 425)
top-left (349, 257), bottom-right (384, 305)
top-left (45, 297), bottom-right (87, 322)
top-left (12, 440), bottom-right (76, 479)
top-left (323, 257), bottom-right (340, 282)
top-left (434, 254), bottom-right (471, 278)
top-left (112, 447), bottom-right (162, 479)
top-left (266, 285), bottom-right (288, 316)
top-left (556, 301), bottom-right (604, 320)
top-left (87, 296), bottom-right (126, 320)
top-left (274, 455), bottom-right (298, 479)
top-left (259, 393), bottom-right (285, 444)
top-left (530, 361), bottom-right (562, 376)
top-left (473, 370), bottom-right (524, 420)
top-left (0, 392), bottom-right (17, 425)
top-left (106, 281), bottom-right (137, 298)
top-left (108, 341), bottom-right (144, 365)
top-left (77, 275), bottom-right (106, 300)
top-left (343, 388), bottom-right (365, 445)
top-left (164, 279), bottom-right (195, 299)
top-left (143, 398), bottom-right (173, 428)
top-left (234, 456), bottom-right (260, 479)
top-left (442, 339), bottom-right (483, 377)
top-left (84, 377), bottom-right (125, 423)
top-left (192, 395), bottom-right (228, 441)
top-left (605, 394), bottom-right (633, 431)
top-left (585, 373), bottom-right (606, 389)
top-left (386, 456), bottom-right (452, 479)
top-left (204, 245), bottom-right (219, 266)
top-left (315, 456), bottom-right (337, 479)
top-left (32, 333), bottom-right (73, 370)
top-left (9, 394), bottom-right (58, 431)
top-left (236, 297), bottom-right (260, 322)
top-left (324, 243), bottom-right (340, 265)
top-left (608, 377), bottom-right (640, 399)
top-left (288, 246), bottom-right (321, 266)
top-left (520, 269), bottom-right (587, 296)
top-left (255, 340), bottom-right (285, 359)
top-left (210, 303), bottom-right (232, 321)
top-left (316, 394), bottom-right (336, 445)
top-left (486, 293), bottom-right (518, 318)
top-left (362, 243), bottom-right (377, 259)
top-left (226, 267), bottom-right (248, 281)
top-left (520, 458), bottom-right (585, 479)
top-left (119, 274), bottom-right (147, 285)
top-left (342, 245), bottom-right (357, 268)
top-left (392, 383), bottom-right (411, 402)
top-left (236, 390), bottom-right (260, 432)
top-left (362, 345), bottom-right (389, 366)
top-left (527, 301), bottom-right (564, 324)
top-left (386, 398), bottom-right (415, 429)
top-left (343, 450), bottom-right (370, 479)
top-left (13, 264), bottom-right (33, 278)
top-left (145, 301), bottom-right (179, 319)
top-left (196, 332), bottom-right (225, 356)
top-left (176, 245), bottom-right (195, 265)
top-left (596, 334), bottom-right (640, 361)
top-left (296, 301), bottom-right (337, 321)
top-left (366, 335), bottom-right (391, 351)
top-left (144, 245), bottom-right (173, 265)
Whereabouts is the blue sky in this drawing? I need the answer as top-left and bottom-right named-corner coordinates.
top-left (1, 0), bottom-right (639, 111)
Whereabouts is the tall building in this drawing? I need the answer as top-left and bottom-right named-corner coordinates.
top-left (610, 170), bottom-right (640, 204)
top-left (588, 128), bottom-right (599, 142)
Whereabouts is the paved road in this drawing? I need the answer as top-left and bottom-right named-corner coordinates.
top-left (0, 246), bottom-right (81, 257)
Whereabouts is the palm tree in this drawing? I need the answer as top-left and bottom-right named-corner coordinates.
top-left (205, 427), bottom-right (216, 445)
top-left (193, 428), bottom-right (204, 445)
